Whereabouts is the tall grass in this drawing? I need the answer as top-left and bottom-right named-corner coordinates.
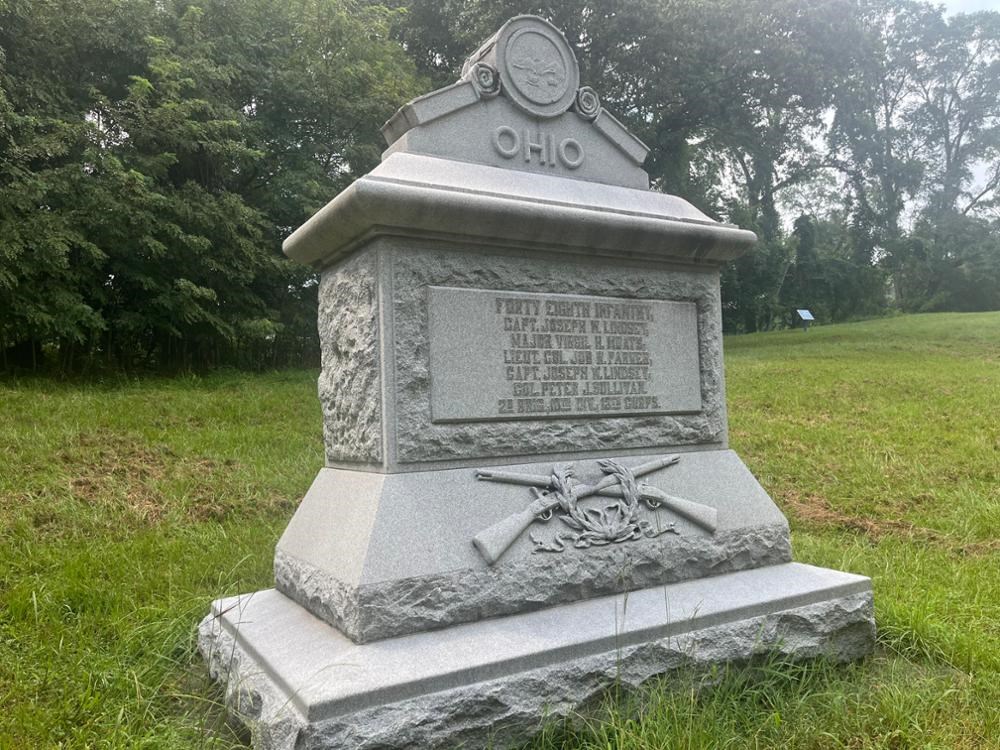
top-left (2, 313), bottom-right (998, 748)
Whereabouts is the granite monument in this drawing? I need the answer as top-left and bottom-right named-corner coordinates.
top-left (200, 16), bottom-right (875, 749)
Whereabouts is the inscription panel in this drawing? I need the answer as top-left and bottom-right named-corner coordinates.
top-left (428, 287), bottom-right (701, 423)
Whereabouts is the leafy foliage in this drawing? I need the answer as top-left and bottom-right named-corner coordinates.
top-left (1, 0), bottom-right (998, 368)
top-left (0, 0), bottom-right (421, 370)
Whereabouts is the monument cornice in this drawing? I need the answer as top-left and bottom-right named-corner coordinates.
top-left (283, 153), bottom-right (757, 269)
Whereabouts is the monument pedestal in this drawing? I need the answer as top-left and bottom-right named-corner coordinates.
top-left (200, 564), bottom-right (873, 750)
top-left (269, 450), bottom-right (794, 644)
top-left (200, 15), bottom-right (875, 749)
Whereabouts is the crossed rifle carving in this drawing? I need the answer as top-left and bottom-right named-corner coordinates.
top-left (472, 455), bottom-right (718, 565)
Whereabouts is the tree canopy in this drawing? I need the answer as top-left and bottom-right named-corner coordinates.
top-left (1, 0), bottom-right (998, 370)
top-left (0, 0), bottom-right (420, 370)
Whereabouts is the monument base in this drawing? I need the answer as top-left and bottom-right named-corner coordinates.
top-left (199, 563), bottom-right (874, 750)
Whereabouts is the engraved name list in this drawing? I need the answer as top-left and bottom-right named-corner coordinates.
top-left (428, 287), bottom-right (703, 423)
top-left (496, 295), bottom-right (657, 416)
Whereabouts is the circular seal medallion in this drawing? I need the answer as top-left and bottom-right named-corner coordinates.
top-left (495, 16), bottom-right (579, 118)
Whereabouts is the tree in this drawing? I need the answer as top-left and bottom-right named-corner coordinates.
top-left (827, 2), bottom-right (1000, 313)
top-left (894, 210), bottom-right (1000, 312)
top-left (0, 0), bottom-right (153, 368)
top-left (908, 10), bottom-right (1000, 217)
top-left (778, 212), bottom-right (887, 323)
top-left (827, 0), bottom-right (928, 267)
top-left (0, 0), bottom-right (422, 370)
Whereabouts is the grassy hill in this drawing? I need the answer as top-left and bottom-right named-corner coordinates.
top-left (1, 312), bottom-right (998, 748)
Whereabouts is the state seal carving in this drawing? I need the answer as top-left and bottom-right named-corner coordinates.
top-left (489, 16), bottom-right (580, 118)
top-left (507, 30), bottom-right (568, 104)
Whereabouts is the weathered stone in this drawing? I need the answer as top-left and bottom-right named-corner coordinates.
top-left (427, 288), bottom-right (701, 423)
top-left (200, 564), bottom-right (875, 750)
top-left (379, 15), bottom-right (649, 189)
top-left (382, 89), bottom-right (651, 189)
top-left (316, 250), bottom-right (381, 465)
top-left (386, 240), bottom-right (728, 464)
top-left (273, 523), bottom-right (793, 643)
top-left (283, 151), bottom-right (754, 275)
top-left (200, 15), bottom-right (875, 749)
top-left (273, 450), bottom-right (791, 642)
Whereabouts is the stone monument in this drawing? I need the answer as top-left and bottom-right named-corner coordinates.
top-left (200, 16), bottom-right (875, 749)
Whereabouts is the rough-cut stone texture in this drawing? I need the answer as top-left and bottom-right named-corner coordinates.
top-left (272, 450), bottom-right (789, 642)
top-left (203, 17), bottom-right (876, 750)
top-left (274, 547), bottom-right (359, 639)
top-left (275, 523), bottom-right (791, 643)
top-left (201, 617), bottom-right (304, 750)
top-left (199, 590), bottom-right (874, 750)
top-left (387, 238), bottom-right (727, 464)
top-left (316, 249), bottom-right (382, 464)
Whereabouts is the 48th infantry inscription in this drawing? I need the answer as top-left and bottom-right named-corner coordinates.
top-left (496, 296), bottom-right (656, 413)
top-left (428, 287), bottom-right (703, 422)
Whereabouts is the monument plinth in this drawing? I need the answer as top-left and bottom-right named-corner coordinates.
top-left (200, 16), bottom-right (874, 749)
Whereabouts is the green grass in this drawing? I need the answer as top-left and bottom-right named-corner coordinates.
top-left (0, 371), bottom-right (323, 748)
top-left (528, 312), bottom-right (1000, 749)
top-left (2, 313), bottom-right (999, 748)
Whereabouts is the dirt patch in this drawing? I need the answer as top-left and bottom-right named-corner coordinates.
top-left (779, 489), bottom-right (1000, 557)
top-left (61, 431), bottom-right (172, 523)
top-left (58, 431), bottom-right (281, 526)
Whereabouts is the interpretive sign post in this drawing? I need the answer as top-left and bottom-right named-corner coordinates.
top-left (200, 17), bottom-right (874, 750)
top-left (797, 308), bottom-right (816, 331)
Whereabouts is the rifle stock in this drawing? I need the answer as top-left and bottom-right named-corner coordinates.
top-left (646, 491), bottom-right (717, 532)
top-left (472, 455), bottom-right (686, 565)
top-left (472, 507), bottom-right (540, 566)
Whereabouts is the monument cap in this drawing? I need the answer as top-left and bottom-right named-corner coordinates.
top-left (462, 15), bottom-right (581, 118)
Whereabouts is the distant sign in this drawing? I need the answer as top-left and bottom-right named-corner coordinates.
top-left (796, 309), bottom-right (815, 321)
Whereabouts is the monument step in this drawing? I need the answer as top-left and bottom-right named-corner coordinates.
top-left (200, 562), bottom-right (873, 750)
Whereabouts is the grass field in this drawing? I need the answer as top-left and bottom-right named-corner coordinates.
top-left (1, 312), bottom-right (998, 748)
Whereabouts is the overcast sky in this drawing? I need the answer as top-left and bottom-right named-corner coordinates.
top-left (943, 0), bottom-right (1000, 13)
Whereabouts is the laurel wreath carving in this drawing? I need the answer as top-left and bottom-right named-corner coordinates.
top-left (530, 460), bottom-right (676, 553)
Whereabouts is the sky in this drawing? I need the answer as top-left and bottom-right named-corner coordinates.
top-left (943, 0), bottom-right (1000, 12)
